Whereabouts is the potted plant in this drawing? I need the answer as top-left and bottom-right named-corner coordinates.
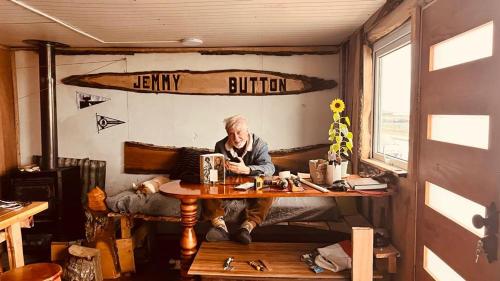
top-left (327, 98), bottom-right (353, 182)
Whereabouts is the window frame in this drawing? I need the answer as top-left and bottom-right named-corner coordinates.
top-left (372, 22), bottom-right (411, 170)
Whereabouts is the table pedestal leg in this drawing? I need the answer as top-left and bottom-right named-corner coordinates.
top-left (180, 198), bottom-right (198, 280)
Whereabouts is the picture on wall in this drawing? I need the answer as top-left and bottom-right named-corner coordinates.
top-left (96, 114), bottom-right (125, 133)
top-left (76, 91), bottom-right (110, 109)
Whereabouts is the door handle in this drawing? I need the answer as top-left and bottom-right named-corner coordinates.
top-left (472, 203), bottom-right (498, 236)
top-left (472, 202), bottom-right (498, 263)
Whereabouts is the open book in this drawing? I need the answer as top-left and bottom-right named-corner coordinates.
top-left (347, 178), bottom-right (387, 190)
top-left (199, 153), bottom-right (225, 184)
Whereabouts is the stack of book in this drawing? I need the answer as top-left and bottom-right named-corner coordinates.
top-left (346, 178), bottom-right (387, 190)
top-left (0, 199), bottom-right (25, 210)
top-left (0, 200), bottom-right (27, 216)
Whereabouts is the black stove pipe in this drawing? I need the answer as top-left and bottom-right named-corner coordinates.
top-left (24, 40), bottom-right (69, 170)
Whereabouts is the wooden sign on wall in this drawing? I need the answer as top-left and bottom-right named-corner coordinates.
top-left (62, 70), bottom-right (336, 96)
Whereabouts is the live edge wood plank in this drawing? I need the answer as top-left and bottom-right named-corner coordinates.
top-left (189, 241), bottom-right (383, 280)
top-left (189, 241), bottom-right (349, 279)
top-left (159, 176), bottom-right (392, 200)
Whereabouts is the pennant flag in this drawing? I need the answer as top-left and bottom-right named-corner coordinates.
top-left (76, 91), bottom-right (110, 109)
top-left (96, 114), bottom-right (125, 133)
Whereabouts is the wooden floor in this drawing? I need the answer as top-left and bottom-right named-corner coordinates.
top-left (105, 262), bottom-right (180, 281)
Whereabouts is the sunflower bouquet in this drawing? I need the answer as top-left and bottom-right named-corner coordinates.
top-left (328, 98), bottom-right (353, 164)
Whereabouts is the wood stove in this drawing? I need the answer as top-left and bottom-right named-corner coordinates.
top-left (10, 166), bottom-right (85, 241)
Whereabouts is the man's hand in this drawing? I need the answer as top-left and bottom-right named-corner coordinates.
top-left (225, 157), bottom-right (250, 175)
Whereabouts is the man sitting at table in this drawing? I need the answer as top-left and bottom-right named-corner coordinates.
top-left (203, 115), bottom-right (275, 244)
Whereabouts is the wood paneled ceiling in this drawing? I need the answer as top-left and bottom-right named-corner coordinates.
top-left (0, 0), bottom-right (385, 48)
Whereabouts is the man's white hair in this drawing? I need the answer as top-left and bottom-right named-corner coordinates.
top-left (224, 115), bottom-right (248, 131)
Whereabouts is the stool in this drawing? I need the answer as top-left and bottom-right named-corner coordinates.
top-left (374, 244), bottom-right (400, 273)
top-left (1, 263), bottom-right (62, 281)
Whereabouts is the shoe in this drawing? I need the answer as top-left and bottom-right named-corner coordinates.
top-left (235, 228), bottom-right (252, 244)
top-left (206, 226), bottom-right (230, 242)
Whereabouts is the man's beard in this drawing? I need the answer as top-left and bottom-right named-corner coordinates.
top-left (233, 140), bottom-right (246, 149)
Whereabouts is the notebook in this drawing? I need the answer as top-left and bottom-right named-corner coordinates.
top-left (347, 177), bottom-right (387, 190)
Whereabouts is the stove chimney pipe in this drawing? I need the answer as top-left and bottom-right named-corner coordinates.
top-left (24, 40), bottom-right (69, 170)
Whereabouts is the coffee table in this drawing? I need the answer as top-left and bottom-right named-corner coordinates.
top-left (159, 176), bottom-right (390, 279)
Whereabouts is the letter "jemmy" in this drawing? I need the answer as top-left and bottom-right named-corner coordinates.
top-left (228, 77), bottom-right (287, 94)
top-left (133, 74), bottom-right (181, 92)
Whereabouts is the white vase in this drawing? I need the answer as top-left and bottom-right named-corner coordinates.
top-left (341, 161), bottom-right (349, 177)
top-left (326, 164), bottom-right (342, 185)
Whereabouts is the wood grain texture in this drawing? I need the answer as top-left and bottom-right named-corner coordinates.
top-left (373, 244), bottom-right (400, 259)
top-left (61, 70), bottom-right (337, 96)
top-left (351, 227), bottom-right (373, 281)
top-left (159, 176), bottom-right (391, 200)
top-left (0, 47), bottom-right (18, 198)
top-left (2, 0), bottom-right (384, 47)
top-left (365, 0), bottom-right (418, 43)
top-left (124, 141), bottom-right (182, 174)
top-left (1, 263), bottom-right (62, 281)
top-left (124, 141), bottom-right (329, 175)
top-left (6, 222), bottom-right (24, 268)
top-left (0, 202), bottom-right (48, 230)
top-left (107, 212), bottom-right (181, 223)
top-left (189, 241), bottom-right (351, 279)
top-left (56, 46), bottom-right (340, 56)
top-left (120, 216), bottom-right (132, 239)
top-left (342, 2), bottom-right (422, 280)
top-left (390, 7), bottom-right (420, 281)
top-left (416, 2), bottom-right (500, 280)
top-left (64, 245), bottom-right (103, 281)
top-left (116, 238), bottom-right (135, 273)
top-left (270, 144), bottom-right (329, 173)
top-left (0, 202), bottom-right (48, 269)
top-left (180, 198), bottom-right (198, 280)
top-left (343, 30), bottom-right (362, 174)
top-left (360, 45), bottom-right (373, 161)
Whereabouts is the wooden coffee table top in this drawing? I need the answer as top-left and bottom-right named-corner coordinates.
top-left (159, 176), bottom-right (391, 199)
top-left (189, 241), bottom-right (383, 279)
top-left (0, 202), bottom-right (48, 230)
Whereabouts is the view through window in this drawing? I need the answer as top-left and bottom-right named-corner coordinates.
top-left (373, 22), bottom-right (411, 169)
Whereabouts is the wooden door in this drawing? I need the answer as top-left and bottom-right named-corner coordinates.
top-left (416, 0), bottom-right (500, 280)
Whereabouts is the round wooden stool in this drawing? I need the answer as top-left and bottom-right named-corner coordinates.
top-left (1, 263), bottom-right (62, 281)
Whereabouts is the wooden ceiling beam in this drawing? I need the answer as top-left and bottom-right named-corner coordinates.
top-left (17, 46), bottom-right (343, 56)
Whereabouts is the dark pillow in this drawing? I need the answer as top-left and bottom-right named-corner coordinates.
top-left (171, 147), bottom-right (212, 183)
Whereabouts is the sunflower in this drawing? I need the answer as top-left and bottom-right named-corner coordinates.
top-left (330, 99), bottom-right (345, 113)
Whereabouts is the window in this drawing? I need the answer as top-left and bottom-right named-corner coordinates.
top-left (429, 21), bottom-right (493, 71)
top-left (372, 22), bottom-right (411, 170)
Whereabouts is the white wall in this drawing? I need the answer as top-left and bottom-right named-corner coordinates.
top-left (15, 51), bottom-right (339, 195)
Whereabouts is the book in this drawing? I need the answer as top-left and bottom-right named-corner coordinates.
top-left (347, 177), bottom-right (387, 190)
top-left (199, 153), bottom-right (225, 184)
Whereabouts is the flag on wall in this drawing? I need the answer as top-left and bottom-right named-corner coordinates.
top-left (96, 114), bottom-right (125, 133)
top-left (77, 91), bottom-right (110, 109)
